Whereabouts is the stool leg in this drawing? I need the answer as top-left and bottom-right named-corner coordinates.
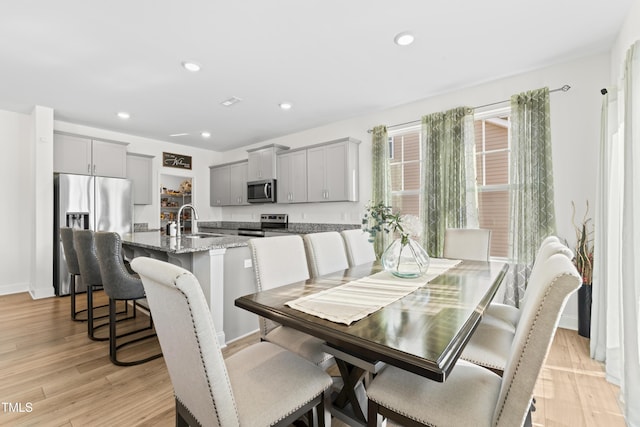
top-left (70, 274), bottom-right (77, 320)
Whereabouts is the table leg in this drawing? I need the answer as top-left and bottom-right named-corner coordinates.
top-left (334, 358), bottom-right (367, 423)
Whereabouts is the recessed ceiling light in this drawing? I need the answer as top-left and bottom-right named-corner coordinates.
top-left (279, 102), bottom-right (292, 110)
top-left (201, 131), bottom-right (211, 138)
top-left (221, 97), bottom-right (243, 107)
top-left (394, 32), bottom-right (415, 46)
top-left (117, 111), bottom-right (130, 120)
top-left (181, 61), bottom-right (201, 72)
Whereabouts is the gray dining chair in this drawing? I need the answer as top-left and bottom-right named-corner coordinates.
top-left (303, 231), bottom-right (350, 277)
top-left (131, 256), bottom-right (333, 427)
top-left (366, 252), bottom-right (581, 427)
top-left (95, 231), bottom-right (162, 366)
top-left (442, 228), bottom-right (491, 261)
top-left (249, 235), bottom-right (334, 370)
top-left (341, 229), bottom-right (377, 267)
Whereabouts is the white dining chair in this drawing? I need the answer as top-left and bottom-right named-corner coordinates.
top-left (303, 231), bottom-right (350, 277)
top-left (366, 253), bottom-right (581, 427)
top-left (341, 229), bottom-right (377, 267)
top-left (131, 257), bottom-right (333, 427)
top-left (249, 235), bottom-right (334, 369)
top-left (442, 228), bottom-right (492, 261)
top-left (461, 240), bottom-right (575, 375)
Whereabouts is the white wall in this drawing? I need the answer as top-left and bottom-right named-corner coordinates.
top-left (0, 110), bottom-right (33, 294)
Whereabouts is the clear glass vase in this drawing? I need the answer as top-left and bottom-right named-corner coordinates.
top-left (381, 237), bottom-right (430, 278)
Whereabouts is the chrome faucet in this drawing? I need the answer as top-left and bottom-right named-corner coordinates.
top-left (176, 203), bottom-right (199, 237)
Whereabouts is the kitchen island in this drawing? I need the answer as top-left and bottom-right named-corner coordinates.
top-left (121, 231), bottom-right (257, 346)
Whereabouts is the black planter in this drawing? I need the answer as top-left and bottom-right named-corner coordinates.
top-left (578, 284), bottom-right (592, 338)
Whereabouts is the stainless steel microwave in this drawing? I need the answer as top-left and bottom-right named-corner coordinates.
top-left (247, 179), bottom-right (277, 203)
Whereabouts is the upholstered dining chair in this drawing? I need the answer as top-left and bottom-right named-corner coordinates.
top-left (460, 240), bottom-right (575, 375)
top-left (366, 253), bottom-right (581, 427)
top-left (442, 228), bottom-right (492, 261)
top-left (73, 229), bottom-right (116, 341)
top-left (60, 227), bottom-right (88, 321)
top-left (95, 231), bottom-right (162, 366)
top-left (131, 257), bottom-right (333, 427)
top-left (303, 231), bottom-right (350, 277)
top-left (249, 235), bottom-right (334, 370)
top-left (341, 229), bottom-right (377, 267)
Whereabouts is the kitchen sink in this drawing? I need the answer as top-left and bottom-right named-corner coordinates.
top-left (182, 233), bottom-right (226, 239)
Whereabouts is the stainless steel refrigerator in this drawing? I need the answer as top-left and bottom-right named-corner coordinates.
top-left (53, 173), bottom-right (133, 296)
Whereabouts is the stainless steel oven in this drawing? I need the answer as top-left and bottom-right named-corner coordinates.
top-left (247, 179), bottom-right (276, 203)
top-left (238, 214), bottom-right (288, 237)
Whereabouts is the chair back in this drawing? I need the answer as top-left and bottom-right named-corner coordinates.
top-left (131, 257), bottom-right (239, 427)
top-left (73, 229), bottom-right (102, 287)
top-left (60, 227), bottom-right (81, 275)
top-left (249, 235), bottom-right (310, 336)
top-left (443, 228), bottom-right (491, 261)
top-left (341, 229), bottom-right (376, 267)
top-left (492, 254), bottom-right (581, 426)
top-left (95, 232), bottom-right (145, 301)
top-left (303, 232), bottom-right (350, 277)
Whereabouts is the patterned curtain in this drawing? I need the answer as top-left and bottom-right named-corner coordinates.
top-left (371, 125), bottom-right (390, 257)
top-left (506, 87), bottom-right (556, 307)
top-left (421, 106), bottom-right (478, 257)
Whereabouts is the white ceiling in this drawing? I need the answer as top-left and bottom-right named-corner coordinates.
top-left (0, 0), bottom-right (632, 151)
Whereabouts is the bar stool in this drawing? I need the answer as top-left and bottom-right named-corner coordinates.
top-left (60, 227), bottom-right (87, 321)
top-left (95, 231), bottom-right (162, 366)
top-left (73, 229), bottom-right (128, 341)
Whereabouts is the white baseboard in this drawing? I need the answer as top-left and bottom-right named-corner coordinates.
top-left (0, 282), bottom-right (30, 296)
top-left (559, 313), bottom-right (578, 331)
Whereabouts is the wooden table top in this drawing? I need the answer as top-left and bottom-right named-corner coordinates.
top-left (235, 260), bottom-right (508, 382)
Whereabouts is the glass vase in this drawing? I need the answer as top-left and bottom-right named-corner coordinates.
top-left (381, 237), bottom-right (430, 278)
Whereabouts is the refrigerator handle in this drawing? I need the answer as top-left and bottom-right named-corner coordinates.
top-left (87, 163), bottom-right (91, 174)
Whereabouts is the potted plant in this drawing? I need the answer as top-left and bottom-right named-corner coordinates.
top-left (571, 201), bottom-right (594, 338)
top-left (362, 201), bottom-right (429, 278)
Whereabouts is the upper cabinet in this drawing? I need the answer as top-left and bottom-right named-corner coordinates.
top-left (54, 133), bottom-right (128, 178)
top-left (210, 161), bottom-right (248, 206)
top-left (246, 144), bottom-right (288, 181)
top-left (277, 149), bottom-right (307, 203)
top-left (126, 153), bottom-right (154, 205)
top-left (307, 137), bottom-right (360, 203)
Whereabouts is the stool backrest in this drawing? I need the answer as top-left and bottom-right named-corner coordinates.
top-left (95, 231), bottom-right (145, 301)
top-left (60, 227), bottom-right (80, 275)
top-left (73, 229), bottom-right (102, 286)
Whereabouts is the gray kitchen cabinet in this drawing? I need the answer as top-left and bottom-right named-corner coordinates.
top-left (246, 144), bottom-right (288, 181)
top-left (126, 153), bottom-right (154, 205)
top-left (277, 149), bottom-right (307, 203)
top-left (210, 165), bottom-right (230, 206)
top-left (307, 137), bottom-right (360, 202)
top-left (209, 160), bottom-right (248, 206)
top-left (54, 133), bottom-right (128, 178)
top-left (229, 161), bottom-right (248, 205)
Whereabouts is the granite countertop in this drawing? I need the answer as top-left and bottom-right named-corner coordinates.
top-left (121, 231), bottom-right (251, 254)
top-left (198, 221), bottom-right (360, 234)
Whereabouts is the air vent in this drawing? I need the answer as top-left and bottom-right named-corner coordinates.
top-left (221, 96), bottom-right (243, 107)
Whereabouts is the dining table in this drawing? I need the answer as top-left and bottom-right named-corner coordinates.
top-left (235, 259), bottom-right (508, 425)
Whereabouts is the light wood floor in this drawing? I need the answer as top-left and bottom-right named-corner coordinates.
top-left (0, 291), bottom-right (625, 426)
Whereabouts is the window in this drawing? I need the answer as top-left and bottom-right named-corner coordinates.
top-left (389, 128), bottom-right (421, 217)
top-left (474, 108), bottom-right (510, 258)
top-left (388, 108), bottom-right (510, 258)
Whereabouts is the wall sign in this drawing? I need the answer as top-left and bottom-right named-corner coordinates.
top-left (163, 152), bottom-right (192, 170)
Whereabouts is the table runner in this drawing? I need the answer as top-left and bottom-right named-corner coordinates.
top-left (285, 258), bottom-right (461, 325)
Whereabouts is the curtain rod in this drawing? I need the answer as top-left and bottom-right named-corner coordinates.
top-left (367, 84), bottom-right (571, 133)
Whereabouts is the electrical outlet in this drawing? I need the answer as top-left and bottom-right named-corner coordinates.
top-left (244, 259), bottom-right (252, 268)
